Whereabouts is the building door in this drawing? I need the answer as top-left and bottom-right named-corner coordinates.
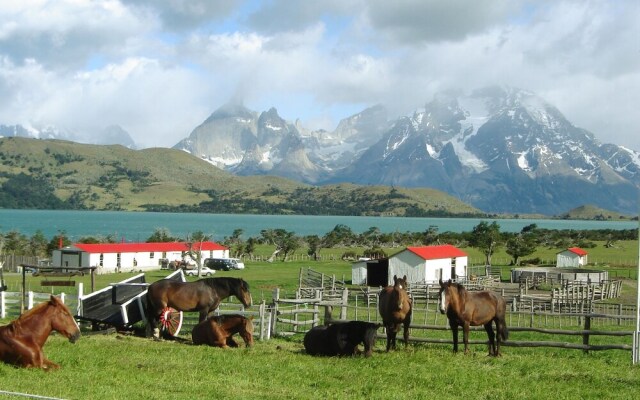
top-left (451, 258), bottom-right (457, 280)
top-left (366, 259), bottom-right (389, 287)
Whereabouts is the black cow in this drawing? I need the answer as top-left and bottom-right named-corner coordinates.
top-left (303, 321), bottom-right (380, 357)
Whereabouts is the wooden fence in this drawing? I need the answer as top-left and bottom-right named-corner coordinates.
top-left (0, 291), bottom-right (78, 319)
top-left (0, 285), bottom-right (636, 354)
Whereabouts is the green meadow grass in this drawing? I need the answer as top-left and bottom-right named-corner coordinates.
top-left (0, 334), bottom-right (638, 400)
top-left (2, 254), bottom-right (640, 399)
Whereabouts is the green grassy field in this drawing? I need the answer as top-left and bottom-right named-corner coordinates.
top-left (0, 328), bottom-right (637, 399)
top-left (2, 255), bottom-right (640, 399)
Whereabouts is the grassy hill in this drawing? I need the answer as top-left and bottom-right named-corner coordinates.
top-left (559, 204), bottom-right (634, 221)
top-left (0, 137), bottom-right (483, 216)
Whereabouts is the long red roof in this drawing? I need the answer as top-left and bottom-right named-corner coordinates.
top-left (71, 241), bottom-right (227, 254)
top-left (407, 245), bottom-right (467, 260)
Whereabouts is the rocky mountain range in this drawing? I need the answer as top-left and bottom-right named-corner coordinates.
top-left (3, 86), bottom-right (638, 216)
top-left (175, 86), bottom-right (640, 216)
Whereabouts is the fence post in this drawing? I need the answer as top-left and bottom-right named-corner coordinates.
top-left (529, 298), bottom-right (534, 327)
top-left (271, 288), bottom-right (280, 337)
top-left (583, 315), bottom-right (591, 354)
top-left (340, 288), bottom-right (348, 320)
top-left (617, 304), bottom-right (622, 326)
top-left (27, 291), bottom-right (34, 310)
top-left (0, 291), bottom-right (5, 318)
top-left (77, 282), bottom-right (84, 316)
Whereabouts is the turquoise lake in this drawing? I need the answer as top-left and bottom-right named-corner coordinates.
top-left (0, 209), bottom-right (636, 242)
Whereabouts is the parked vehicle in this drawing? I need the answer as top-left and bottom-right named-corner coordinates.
top-left (204, 258), bottom-right (245, 271)
top-left (185, 266), bottom-right (216, 277)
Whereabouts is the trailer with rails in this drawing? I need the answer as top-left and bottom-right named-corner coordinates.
top-left (76, 269), bottom-right (184, 336)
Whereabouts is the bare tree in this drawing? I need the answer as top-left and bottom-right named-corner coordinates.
top-left (184, 231), bottom-right (211, 277)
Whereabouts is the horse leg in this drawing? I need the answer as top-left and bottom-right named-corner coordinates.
top-left (145, 302), bottom-right (161, 339)
top-left (385, 324), bottom-right (396, 351)
top-left (42, 358), bottom-right (61, 371)
top-left (484, 322), bottom-right (496, 356)
top-left (462, 322), bottom-right (471, 354)
top-left (402, 316), bottom-right (411, 348)
top-left (449, 321), bottom-right (459, 353)
top-left (226, 336), bottom-right (239, 347)
top-left (199, 310), bottom-right (209, 323)
top-left (11, 340), bottom-right (42, 368)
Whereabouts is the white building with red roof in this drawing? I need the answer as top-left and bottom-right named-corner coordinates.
top-left (52, 241), bottom-right (228, 274)
top-left (556, 247), bottom-right (588, 268)
top-left (353, 244), bottom-right (468, 286)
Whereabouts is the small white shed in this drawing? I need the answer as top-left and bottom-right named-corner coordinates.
top-left (385, 245), bottom-right (468, 285)
top-left (556, 247), bottom-right (588, 268)
top-left (52, 241), bottom-right (229, 274)
top-left (351, 244), bottom-right (469, 286)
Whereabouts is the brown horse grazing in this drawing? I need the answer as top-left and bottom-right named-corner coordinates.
top-left (192, 314), bottom-right (254, 348)
top-left (146, 277), bottom-right (252, 338)
top-left (378, 275), bottom-right (412, 351)
top-left (438, 279), bottom-right (509, 356)
top-left (0, 295), bottom-right (80, 370)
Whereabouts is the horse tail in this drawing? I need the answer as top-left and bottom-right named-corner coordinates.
top-left (144, 290), bottom-right (154, 322)
top-left (497, 296), bottom-right (508, 341)
top-left (499, 320), bottom-right (509, 341)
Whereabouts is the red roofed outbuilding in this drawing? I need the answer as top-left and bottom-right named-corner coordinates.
top-left (52, 241), bottom-right (228, 274)
top-left (556, 247), bottom-right (588, 268)
top-left (353, 245), bottom-right (468, 286)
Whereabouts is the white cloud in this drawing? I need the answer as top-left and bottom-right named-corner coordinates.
top-left (0, 0), bottom-right (638, 151)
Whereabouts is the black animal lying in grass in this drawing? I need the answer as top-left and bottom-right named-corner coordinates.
top-left (303, 321), bottom-right (380, 357)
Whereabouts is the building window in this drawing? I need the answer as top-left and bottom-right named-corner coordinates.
top-left (162, 252), bottom-right (167, 258)
top-left (150, 252), bottom-right (155, 259)
top-left (117, 253), bottom-right (121, 268)
top-left (99, 254), bottom-right (104, 267)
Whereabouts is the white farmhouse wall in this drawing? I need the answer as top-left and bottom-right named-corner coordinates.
top-left (556, 251), bottom-right (586, 268)
top-left (388, 251), bottom-right (425, 285)
top-left (453, 256), bottom-right (468, 280)
top-left (53, 246), bottom-right (229, 275)
top-left (388, 250), bottom-right (469, 284)
top-left (351, 261), bottom-right (367, 285)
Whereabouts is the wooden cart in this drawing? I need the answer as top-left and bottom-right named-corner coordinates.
top-left (76, 269), bottom-right (184, 336)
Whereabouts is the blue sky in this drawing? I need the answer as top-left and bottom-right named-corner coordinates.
top-left (0, 0), bottom-right (638, 150)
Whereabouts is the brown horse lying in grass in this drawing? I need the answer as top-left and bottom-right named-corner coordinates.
top-left (0, 295), bottom-right (80, 370)
top-left (192, 314), bottom-right (254, 348)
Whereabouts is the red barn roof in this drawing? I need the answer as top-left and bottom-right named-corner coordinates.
top-left (71, 241), bottom-right (227, 254)
top-left (566, 247), bottom-right (588, 256)
top-left (406, 245), bottom-right (467, 260)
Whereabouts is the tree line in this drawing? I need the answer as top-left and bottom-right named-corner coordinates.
top-left (1, 223), bottom-right (636, 265)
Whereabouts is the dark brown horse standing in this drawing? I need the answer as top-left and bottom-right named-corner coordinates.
top-left (146, 277), bottom-right (252, 338)
top-left (0, 295), bottom-right (80, 370)
top-left (438, 279), bottom-right (508, 356)
top-left (378, 275), bottom-right (412, 351)
top-left (192, 314), bottom-right (254, 348)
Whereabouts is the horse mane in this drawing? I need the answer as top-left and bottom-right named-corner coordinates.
top-left (15, 299), bottom-right (51, 322)
top-left (453, 282), bottom-right (467, 297)
top-left (201, 277), bottom-right (249, 291)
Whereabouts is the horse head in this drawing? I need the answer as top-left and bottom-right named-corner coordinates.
top-left (392, 275), bottom-right (409, 310)
top-left (438, 279), bottom-right (453, 314)
top-left (49, 295), bottom-right (81, 343)
top-left (234, 279), bottom-right (253, 308)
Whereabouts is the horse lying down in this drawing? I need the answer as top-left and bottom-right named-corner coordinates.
top-left (191, 314), bottom-right (254, 348)
top-left (303, 321), bottom-right (380, 357)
